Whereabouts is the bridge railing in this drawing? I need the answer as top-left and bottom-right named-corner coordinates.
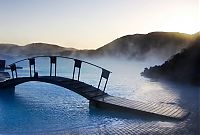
top-left (8, 56), bottom-right (111, 92)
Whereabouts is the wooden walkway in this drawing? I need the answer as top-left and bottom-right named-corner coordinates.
top-left (0, 56), bottom-right (189, 120)
top-left (0, 76), bottom-right (189, 120)
top-left (93, 95), bottom-right (189, 120)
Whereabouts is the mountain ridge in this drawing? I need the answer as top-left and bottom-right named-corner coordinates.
top-left (0, 32), bottom-right (197, 60)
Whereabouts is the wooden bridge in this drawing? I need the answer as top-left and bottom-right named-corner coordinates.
top-left (0, 56), bottom-right (189, 120)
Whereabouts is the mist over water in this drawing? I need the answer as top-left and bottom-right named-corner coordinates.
top-left (0, 57), bottom-right (199, 134)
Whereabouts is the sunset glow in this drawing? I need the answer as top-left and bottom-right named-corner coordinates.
top-left (0, 0), bottom-right (199, 49)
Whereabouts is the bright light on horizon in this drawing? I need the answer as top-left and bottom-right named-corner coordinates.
top-left (0, 0), bottom-right (199, 49)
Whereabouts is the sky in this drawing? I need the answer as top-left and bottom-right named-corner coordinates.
top-left (0, 0), bottom-right (199, 49)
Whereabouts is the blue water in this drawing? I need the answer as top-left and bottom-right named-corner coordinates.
top-left (0, 57), bottom-right (199, 134)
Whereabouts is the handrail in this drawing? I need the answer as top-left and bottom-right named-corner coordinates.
top-left (9, 55), bottom-right (112, 73)
top-left (9, 58), bottom-right (29, 65)
top-left (8, 55), bottom-right (111, 91)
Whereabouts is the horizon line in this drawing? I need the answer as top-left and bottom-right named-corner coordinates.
top-left (0, 31), bottom-right (198, 50)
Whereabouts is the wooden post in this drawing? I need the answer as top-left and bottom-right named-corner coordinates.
top-left (98, 69), bottom-right (110, 92)
top-left (72, 59), bottom-right (82, 80)
top-left (10, 64), bottom-right (17, 79)
top-left (28, 58), bottom-right (35, 77)
top-left (50, 56), bottom-right (57, 77)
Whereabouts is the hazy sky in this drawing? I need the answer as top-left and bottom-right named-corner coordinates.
top-left (0, 0), bottom-right (199, 49)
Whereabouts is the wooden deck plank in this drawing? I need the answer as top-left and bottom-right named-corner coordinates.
top-left (166, 108), bottom-right (181, 117)
top-left (172, 109), bottom-right (184, 117)
top-left (152, 104), bottom-right (177, 114)
top-left (97, 97), bottom-right (161, 114)
top-left (95, 95), bottom-right (189, 119)
top-left (172, 110), bottom-right (185, 118)
top-left (176, 111), bottom-right (188, 118)
top-left (101, 96), bottom-right (146, 110)
top-left (96, 96), bottom-right (185, 117)
top-left (161, 107), bottom-right (180, 116)
top-left (148, 105), bottom-right (167, 114)
top-left (102, 96), bottom-right (145, 108)
top-left (156, 106), bottom-right (175, 116)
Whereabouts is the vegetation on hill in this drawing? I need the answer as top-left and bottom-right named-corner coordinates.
top-left (141, 33), bottom-right (200, 84)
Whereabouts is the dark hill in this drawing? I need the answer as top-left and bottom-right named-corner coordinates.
top-left (0, 32), bottom-right (196, 60)
top-left (0, 44), bottom-right (20, 55)
top-left (0, 43), bottom-right (76, 57)
top-left (21, 43), bottom-right (76, 56)
top-left (141, 33), bottom-right (200, 84)
top-left (93, 32), bottom-right (193, 60)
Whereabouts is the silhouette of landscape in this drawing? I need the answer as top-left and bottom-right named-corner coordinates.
top-left (142, 32), bottom-right (200, 84)
top-left (0, 0), bottom-right (199, 134)
top-left (0, 32), bottom-right (196, 61)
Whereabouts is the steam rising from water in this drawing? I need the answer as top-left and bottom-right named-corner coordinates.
top-left (0, 56), bottom-right (199, 134)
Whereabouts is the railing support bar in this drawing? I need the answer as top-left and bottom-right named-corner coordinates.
top-left (11, 71), bottom-right (14, 79)
top-left (78, 68), bottom-right (81, 81)
top-left (29, 64), bottom-right (32, 77)
top-left (55, 62), bottom-right (57, 76)
top-left (72, 66), bottom-right (75, 80)
top-left (34, 64), bottom-right (36, 75)
top-left (98, 76), bottom-right (102, 89)
top-left (15, 70), bottom-right (18, 78)
top-left (50, 63), bottom-right (52, 76)
top-left (103, 79), bottom-right (108, 92)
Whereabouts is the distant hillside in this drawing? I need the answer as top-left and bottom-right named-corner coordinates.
top-left (0, 44), bottom-right (20, 56)
top-left (0, 32), bottom-right (197, 60)
top-left (0, 43), bottom-right (76, 57)
top-left (93, 32), bottom-right (193, 60)
top-left (21, 43), bottom-right (76, 56)
top-left (141, 33), bottom-right (200, 84)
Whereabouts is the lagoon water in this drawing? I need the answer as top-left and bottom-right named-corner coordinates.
top-left (0, 57), bottom-right (199, 134)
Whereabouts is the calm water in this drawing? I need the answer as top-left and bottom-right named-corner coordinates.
top-left (0, 57), bottom-right (199, 134)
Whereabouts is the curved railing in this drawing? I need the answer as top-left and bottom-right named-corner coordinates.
top-left (8, 56), bottom-right (111, 92)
